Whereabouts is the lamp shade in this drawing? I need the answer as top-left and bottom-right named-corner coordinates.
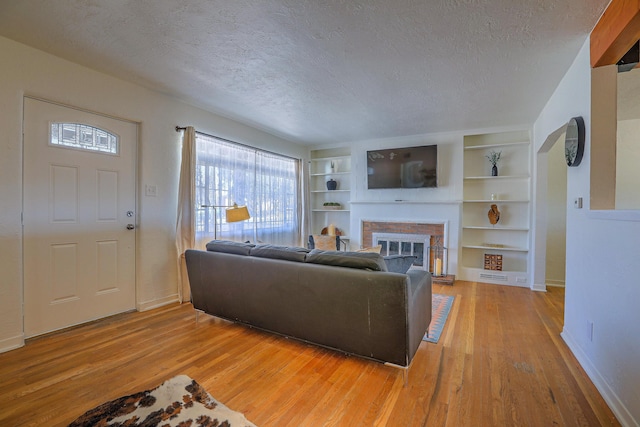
top-left (225, 204), bottom-right (250, 223)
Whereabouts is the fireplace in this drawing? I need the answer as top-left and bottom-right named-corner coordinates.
top-left (362, 220), bottom-right (453, 284)
top-left (372, 233), bottom-right (430, 270)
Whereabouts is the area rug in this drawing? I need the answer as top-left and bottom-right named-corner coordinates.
top-left (423, 293), bottom-right (455, 343)
top-left (68, 374), bottom-right (256, 427)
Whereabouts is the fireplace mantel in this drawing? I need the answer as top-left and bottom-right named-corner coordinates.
top-left (351, 200), bottom-right (461, 205)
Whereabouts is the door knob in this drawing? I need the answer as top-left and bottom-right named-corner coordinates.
top-left (126, 224), bottom-right (135, 230)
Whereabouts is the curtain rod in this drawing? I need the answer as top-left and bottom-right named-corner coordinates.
top-left (176, 125), bottom-right (299, 161)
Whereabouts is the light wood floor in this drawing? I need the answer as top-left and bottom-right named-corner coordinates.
top-left (0, 281), bottom-right (620, 426)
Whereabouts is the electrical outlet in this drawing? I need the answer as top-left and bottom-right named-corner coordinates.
top-left (145, 184), bottom-right (157, 197)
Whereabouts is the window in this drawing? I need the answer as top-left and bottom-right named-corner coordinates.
top-left (194, 133), bottom-right (300, 246)
top-left (50, 123), bottom-right (119, 154)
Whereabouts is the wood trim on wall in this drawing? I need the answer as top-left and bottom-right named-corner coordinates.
top-left (590, 65), bottom-right (618, 210)
top-left (590, 0), bottom-right (640, 209)
top-left (591, 0), bottom-right (640, 67)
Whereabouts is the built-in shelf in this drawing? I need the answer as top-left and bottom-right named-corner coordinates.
top-left (464, 174), bottom-right (530, 180)
top-left (350, 200), bottom-right (462, 205)
top-left (461, 129), bottom-right (532, 285)
top-left (311, 190), bottom-right (350, 193)
top-left (310, 149), bottom-right (352, 247)
top-left (464, 199), bottom-right (528, 203)
top-left (310, 171), bottom-right (351, 177)
top-left (462, 245), bottom-right (528, 252)
top-left (464, 141), bottom-right (529, 151)
top-left (462, 226), bottom-right (529, 231)
top-left (311, 155), bottom-right (350, 162)
top-left (463, 266), bottom-right (526, 275)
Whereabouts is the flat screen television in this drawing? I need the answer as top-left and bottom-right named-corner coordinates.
top-left (366, 145), bottom-right (437, 189)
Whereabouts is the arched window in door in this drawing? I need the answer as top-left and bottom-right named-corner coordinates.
top-left (50, 123), bottom-right (119, 155)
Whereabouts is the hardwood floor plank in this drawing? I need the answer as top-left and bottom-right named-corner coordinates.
top-left (0, 282), bottom-right (622, 426)
top-left (357, 367), bottom-right (399, 426)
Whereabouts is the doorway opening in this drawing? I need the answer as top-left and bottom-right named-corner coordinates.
top-left (533, 124), bottom-right (569, 293)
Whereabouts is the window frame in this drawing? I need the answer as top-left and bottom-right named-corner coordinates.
top-left (49, 122), bottom-right (120, 155)
top-left (193, 132), bottom-right (300, 243)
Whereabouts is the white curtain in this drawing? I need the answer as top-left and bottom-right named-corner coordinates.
top-left (299, 159), bottom-right (310, 247)
top-left (252, 151), bottom-right (300, 246)
top-left (175, 126), bottom-right (196, 302)
top-left (194, 135), bottom-right (255, 246)
top-left (194, 133), bottom-right (300, 247)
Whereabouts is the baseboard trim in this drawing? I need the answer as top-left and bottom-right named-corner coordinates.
top-left (546, 280), bottom-right (566, 287)
top-left (0, 333), bottom-right (25, 354)
top-left (531, 283), bottom-right (547, 292)
top-left (561, 329), bottom-right (638, 427)
top-left (137, 294), bottom-right (180, 312)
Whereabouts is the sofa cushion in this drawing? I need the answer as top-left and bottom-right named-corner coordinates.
top-left (205, 240), bottom-right (255, 256)
top-left (305, 249), bottom-right (388, 272)
top-left (250, 244), bottom-right (309, 262)
top-left (384, 255), bottom-right (417, 274)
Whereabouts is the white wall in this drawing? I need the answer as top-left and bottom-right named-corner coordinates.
top-left (616, 119), bottom-right (640, 209)
top-left (0, 36), bottom-right (306, 352)
top-left (534, 38), bottom-right (640, 426)
top-left (335, 132), bottom-right (463, 275)
top-left (545, 137), bottom-right (567, 286)
top-left (319, 126), bottom-right (534, 281)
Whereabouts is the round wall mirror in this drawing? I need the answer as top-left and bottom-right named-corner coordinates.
top-left (565, 116), bottom-right (585, 167)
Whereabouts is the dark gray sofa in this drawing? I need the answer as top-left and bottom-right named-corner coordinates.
top-left (185, 241), bottom-right (432, 368)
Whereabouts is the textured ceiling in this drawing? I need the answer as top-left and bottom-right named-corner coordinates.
top-left (0, 0), bottom-right (608, 145)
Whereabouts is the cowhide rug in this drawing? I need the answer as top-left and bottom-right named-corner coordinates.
top-left (68, 374), bottom-right (256, 427)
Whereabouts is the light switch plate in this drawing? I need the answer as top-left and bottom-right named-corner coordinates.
top-left (145, 184), bottom-right (157, 197)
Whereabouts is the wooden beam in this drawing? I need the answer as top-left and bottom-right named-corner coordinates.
top-left (591, 0), bottom-right (640, 67)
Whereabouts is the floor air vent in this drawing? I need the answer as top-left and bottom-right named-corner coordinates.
top-left (479, 272), bottom-right (508, 281)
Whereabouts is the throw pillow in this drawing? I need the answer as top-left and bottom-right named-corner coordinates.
top-left (383, 255), bottom-right (417, 274)
top-left (305, 249), bottom-right (388, 272)
top-left (250, 244), bottom-right (309, 262)
top-left (205, 240), bottom-right (255, 256)
top-left (308, 235), bottom-right (340, 251)
top-left (356, 245), bottom-right (382, 253)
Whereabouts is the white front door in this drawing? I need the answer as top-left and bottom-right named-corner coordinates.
top-left (23, 97), bottom-right (137, 338)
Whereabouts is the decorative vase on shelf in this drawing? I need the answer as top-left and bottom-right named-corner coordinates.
top-left (326, 179), bottom-right (337, 190)
top-left (326, 160), bottom-right (336, 174)
top-left (486, 150), bottom-right (501, 177)
top-left (488, 204), bottom-right (500, 225)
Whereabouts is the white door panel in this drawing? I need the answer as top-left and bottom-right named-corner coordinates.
top-left (23, 98), bottom-right (137, 337)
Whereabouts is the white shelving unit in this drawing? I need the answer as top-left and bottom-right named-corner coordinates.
top-left (460, 130), bottom-right (531, 286)
top-left (309, 148), bottom-right (352, 248)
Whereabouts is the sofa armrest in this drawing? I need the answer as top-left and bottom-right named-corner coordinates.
top-left (406, 269), bottom-right (432, 363)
